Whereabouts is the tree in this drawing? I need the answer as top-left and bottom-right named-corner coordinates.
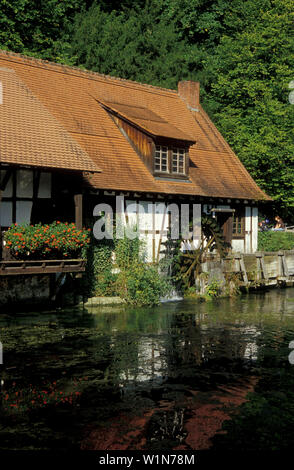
top-left (204, 0), bottom-right (294, 217)
top-left (68, 1), bottom-right (198, 88)
top-left (0, 0), bottom-right (89, 62)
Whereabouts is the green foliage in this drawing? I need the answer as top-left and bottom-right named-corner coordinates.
top-left (205, 279), bottom-right (222, 298)
top-left (204, 0), bottom-right (294, 217)
top-left (114, 235), bottom-right (142, 270)
top-left (258, 231), bottom-right (294, 251)
top-left (92, 243), bottom-right (117, 297)
top-left (81, 236), bottom-right (116, 297)
top-left (4, 221), bottom-right (90, 259)
top-left (0, 0), bottom-right (88, 63)
top-left (83, 234), bottom-right (168, 305)
top-left (68, 1), bottom-right (197, 89)
top-left (117, 263), bottom-right (169, 307)
top-left (114, 234), bottom-right (168, 306)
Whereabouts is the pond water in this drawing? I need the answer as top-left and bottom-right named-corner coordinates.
top-left (1, 288), bottom-right (294, 451)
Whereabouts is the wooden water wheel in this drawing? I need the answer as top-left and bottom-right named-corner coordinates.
top-left (179, 216), bottom-right (229, 288)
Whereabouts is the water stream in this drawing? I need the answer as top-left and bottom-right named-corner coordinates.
top-left (1, 288), bottom-right (294, 450)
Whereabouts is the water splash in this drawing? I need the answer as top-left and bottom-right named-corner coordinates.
top-left (160, 290), bottom-right (183, 302)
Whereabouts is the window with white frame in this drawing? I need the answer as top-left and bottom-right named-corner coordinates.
top-left (155, 145), bottom-right (168, 173)
top-left (154, 145), bottom-right (187, 176)
top-left (172, 148), bottom-right (185, 174)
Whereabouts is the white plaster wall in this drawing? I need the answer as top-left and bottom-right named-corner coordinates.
top-left (125, 200), bottom-right (169, 262)
top-left (232, 239), bottom-right (245, 253)
top-left (251, 207), bottom-right (258, 252)
top-left (245, 206), bottom-right (252, 253)
top-left (121, 201), bottom-right (259, 258)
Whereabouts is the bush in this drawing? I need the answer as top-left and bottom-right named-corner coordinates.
top-left (4, 222), bottom-right (90, 259)
top-left (115, 235), bottom-right (142, 269)
top-left (114, 234), bottom-right (168, 306)
top-left (117, 263), bottom-right (169, 306)
top-left (205, 279), bottom-right (222, 298)
top-left (91, 243), bottom-right (117, 296)
top-left (258, 231), bottom-right (294, 252)
top-left (81, 236), bottom-right (116, 297)
top-left (82, 233), bottom-right (169, 305)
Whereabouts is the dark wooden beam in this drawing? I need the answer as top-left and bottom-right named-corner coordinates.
top-left (74, 194), bottom-right (83, 229)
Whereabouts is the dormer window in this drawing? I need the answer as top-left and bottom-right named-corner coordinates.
top-left (172, 148), bottom-right (185, 174)
top-left (100, 100), bottom-right (195, 181)
top-left (155, 145), bottom-right (168, 173)
top-left (154, 145), bottom-right (188, 177)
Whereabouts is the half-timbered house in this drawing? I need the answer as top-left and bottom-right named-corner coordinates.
top-left (0, 50), bottom-right (270, 267)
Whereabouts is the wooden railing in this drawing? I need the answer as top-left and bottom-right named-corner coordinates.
top-left (0, 259), bottom-right (86, 276)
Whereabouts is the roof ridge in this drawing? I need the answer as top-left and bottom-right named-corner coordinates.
top-left (0, 49), bottom-right (178, 96)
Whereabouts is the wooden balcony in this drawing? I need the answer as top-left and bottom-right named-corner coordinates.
top-left (0, 259), bottom-right (86, 276)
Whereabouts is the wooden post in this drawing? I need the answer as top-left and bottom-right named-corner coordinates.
top-left (278, 252), bottom-right (284, 278)
top-left (74, 194), bottom-right (83, 230)
top-left (282, 252), bottom-right (289, 277)
top-left (239, 255), bottom-right (248, 284)
top-left (255, 252), bottom-right (262, 281)
top-left (260, 254), bottom-right (268, 281)
top-left (156, 204), bottom-right (167, 262)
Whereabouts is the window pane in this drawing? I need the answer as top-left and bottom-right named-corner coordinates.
top-left (0, 170), bottom-right (13, 197)
top-left (16, 201), bottom-right (33, 224)
top-left (232, 213), bottom-right (244, 235)
top-left (172, 148), bottom-right (185, 174)
top-left (16, 169), bottom-right (33, 198)
top-left (0, 201), bottom-right (13, 226)
top-left (38, 172), bottom-right (51, 198)
top-left (155, 146), bottom-right (169, 172)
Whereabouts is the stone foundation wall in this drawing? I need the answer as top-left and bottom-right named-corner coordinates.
top-left (0, 275), bottom-right (50, 307)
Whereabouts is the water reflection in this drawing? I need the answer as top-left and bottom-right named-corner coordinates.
top-left (0, 288), bottom-right (294, 450)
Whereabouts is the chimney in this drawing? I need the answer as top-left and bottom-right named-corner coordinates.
top-left (178, 81), bottom-right (200, 111)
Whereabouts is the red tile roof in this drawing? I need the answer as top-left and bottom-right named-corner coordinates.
top-left (0, 64), bottom-right (100, 173)
top-left (0, 50), bottom-right (270, 200)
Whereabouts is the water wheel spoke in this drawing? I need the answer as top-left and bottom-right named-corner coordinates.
top-left (204, 235), bottom-right (215, 252)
